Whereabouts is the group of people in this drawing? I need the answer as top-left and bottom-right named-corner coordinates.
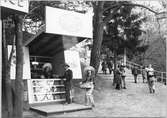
top-left (131, 64), bottom-right (156, 93)
top-left (40, 63), bottom-right (73, 104)
top-left (112, 62), bottom-right (156, 94)
top-left (101, 59), bottom-right (113, 74)
top-left (40, 60), bottom-right (156, 109)
top-left (41, 62), bottom-right (95, 107)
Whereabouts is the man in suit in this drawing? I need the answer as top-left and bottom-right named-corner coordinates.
top-left (60, 63), bottom-right (73, 104)
top-left (132, 67), bottom-right (138, 83)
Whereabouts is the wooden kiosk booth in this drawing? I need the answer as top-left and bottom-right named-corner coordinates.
top-left (22, 6), bottom-right (93, 115)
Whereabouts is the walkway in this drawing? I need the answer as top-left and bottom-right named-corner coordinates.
top-left (24, 70), bottom-right (167, 117)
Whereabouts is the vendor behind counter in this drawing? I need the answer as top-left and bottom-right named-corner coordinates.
top-left (41, 63), bottom-right (53, 78)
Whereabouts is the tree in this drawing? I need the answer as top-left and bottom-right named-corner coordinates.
top-left (133, 1), bottom-right (167, 71)
top-left (2, 17), bottom-right (16, 118)
top-left (13, 15), bottom-right (24, 118)
top-left (89, 1), bottom-right (162, 74)
top-left (102, 1), bottom-right (148, 83)
top-left (90, 1), bottom-right (105, 73)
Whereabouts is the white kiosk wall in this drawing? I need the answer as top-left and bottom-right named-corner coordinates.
top-left (8, 45), bottom-right (31, 79)
top-left (45, 6), bottom-right (93, 38)
top-left (64, 50), bottom-right (82, 79)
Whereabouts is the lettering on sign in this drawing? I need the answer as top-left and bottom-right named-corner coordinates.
top-left (5, 0), bottom-right (24, 7)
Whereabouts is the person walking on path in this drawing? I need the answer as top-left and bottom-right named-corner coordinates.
top-left (59, 63), bottom-right (73, 104)
top-left (142, 66), bottom-right (147, 83)
top-left (146, 64), bottom-right (155, 93)
top-left (115, 65), bottom-right (122, 90)
top-left (101, 60), bottom-right (107, 74)
top-left (132, 67), bottom-right (138, 83)
top-left (80, 66), bottom-right (95, 107)
top-left (120, 64), bottom-right (126, 89)
top-left (107, 59), bottom-right (113, 74)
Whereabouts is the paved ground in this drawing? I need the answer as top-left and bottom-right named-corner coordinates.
top-left (24, 73), bottom-right (167, 118)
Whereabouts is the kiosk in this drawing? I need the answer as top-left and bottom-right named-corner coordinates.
top-left (22, 6), bottom-right (93, 115)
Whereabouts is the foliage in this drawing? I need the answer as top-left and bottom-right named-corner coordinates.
top-left (133, 1), bottom-right (167, 71)
top-left (102, 1), bottom-right (148, 60)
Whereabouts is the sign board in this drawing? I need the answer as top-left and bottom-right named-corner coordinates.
top-left (28, 79), bottom-right (65, 104)
top-left (0, 0), bottom-right (29, 13)
top-left (8, 45), bottom-right (31, 79)
top-left (64, 50), bottom-right (82, 79)
top-left (45, 6), bottom-right (93, 38)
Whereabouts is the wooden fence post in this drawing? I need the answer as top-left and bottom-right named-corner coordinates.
top-left (161, 72), bottom-right (163, 83)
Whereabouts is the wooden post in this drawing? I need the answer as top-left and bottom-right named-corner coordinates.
top-left (123, 35), bottom-right (127, 66)
top-left (161, 72), bottom-right (163, 83)
top-left (2, 19), bottom-right (13, 118)
top-left (0, 15), bottom-right (2, 118)
top-left (165, 73), bottom-right (167, 85)
top-left (13, 15), bottom-right (24, 118)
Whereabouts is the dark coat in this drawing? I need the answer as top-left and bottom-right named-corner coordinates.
top-left (115, 69), bottom-right (122, 84)
top-left (107, 61), bottom-right (113, 68)
top-left (60, 69), bottom-right (73, 87)
top-left (132, 68), bottom-right (138, 75)
top-left (64, 69), bottom-right (73, 82)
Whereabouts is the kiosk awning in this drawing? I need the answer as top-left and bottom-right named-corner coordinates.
top-left (24, 26), bottom-right (84, 57)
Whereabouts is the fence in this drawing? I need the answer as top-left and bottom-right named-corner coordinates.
top-left (121, 60), bottom-right (166, 85)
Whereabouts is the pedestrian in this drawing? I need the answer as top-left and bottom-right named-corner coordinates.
top-left (59, 63), bottom-right (73, 104)
top-left (146, 64), bottom-right (155, 93)
top-left (107, 59), bottom-right (113, 74)
top-left (115, 65), bottom-right (122, 90)
top-left (80, 66), bottom-right (95, 107)
top-left (101, 60), bottom-right (107, 74)
top-left (132, 67), bottom-right (138, 83)
top-left (120, 64), bottom-right (126, 89)
top-left (142, 66), bottom-right (147, 83)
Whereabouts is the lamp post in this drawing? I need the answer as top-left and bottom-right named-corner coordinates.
top-left (0, 14), bottom-right (2, 118)
top-left (123, 34), bottom-right (127, 66)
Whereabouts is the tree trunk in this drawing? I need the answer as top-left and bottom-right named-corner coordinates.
top-left (90, 1), bottom-right (104, 74)
top-left (13, 15), bottom-right (24, 118)
top-left (2, 20), bottom-right (13, 118)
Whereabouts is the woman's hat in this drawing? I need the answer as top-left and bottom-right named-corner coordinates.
top-left (121, 63), bottom-right (125, 67)
top-left (84, 66), bottom-right (95, 73)
top-left (42, 63), bottom-right (52, 70)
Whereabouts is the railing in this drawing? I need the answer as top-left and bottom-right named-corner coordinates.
top-left (121, 60), bottom-right (166, 85)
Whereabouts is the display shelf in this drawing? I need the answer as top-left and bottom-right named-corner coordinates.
top-left (31, 78), bottom-right (66, 81)
top-left (29, 78), bottom-right (67, 104)
top-left (33, 85), bottom-right (64, 88)
top-left (33, 91), bottom-right (66, 95)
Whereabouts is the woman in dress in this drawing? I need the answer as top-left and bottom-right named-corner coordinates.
top-left (80, 66), bottom-right (95, 107)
